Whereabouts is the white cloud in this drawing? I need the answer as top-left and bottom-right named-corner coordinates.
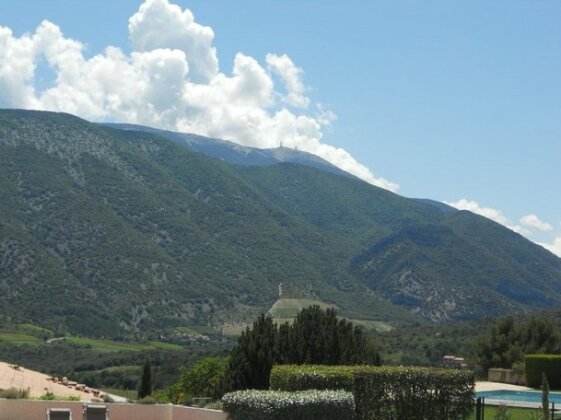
top-left (520, 214), bottom-right (553, 232)
top-left (539, 237), bottom-right (561, 258)
top-left (445, 200), bottom-right (561, 259)
top-left (445, 199), bottom-right (527, 235)
top-left (446, 199), bottom-right (509, 225)
top-left (128, 0), bottom-right (218, 83)
top-left (266, 53), bottom-right (310, 108)
top-left (0, 26), bottom-right (40, 109)
top-left (0, 0), bottom-right (397, 191)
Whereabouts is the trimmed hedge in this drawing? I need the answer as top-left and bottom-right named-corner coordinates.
top-left (353, 366), bottom-right (474, 420)
top-left (221, 389), bottom-right (355, 420)
top-left (269, 365), bottom-right (474, 419)
top-left (525, 355), bottom-right (561, 388)
top-left (270, 365), bottom-right (354, 392)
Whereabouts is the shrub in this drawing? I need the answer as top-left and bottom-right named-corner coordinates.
top-left (525, 355), bottom-right (561, 388)
top-left (0, 387), bottom-right (30, 399)
top-left (37, 393), bottom-right (80, 402)
top-left (152, 389), bottom-right (171, 403)
top-left (269, 365), bottom-right (354, 392)
top-left (39, 391), bottom-right (56, 400)
top-left (102, 394), bottom-right (115, 403)
top-left (204, 400), bottom-right (223, 410)
top-left (493, 404), bottom-right (511, 420)
top-left (353, 366), bottom-right (474, 420)
top-left (222, 389), bottom-right (354, 420)
top-left (137, 395), bottom-right (157, 404)
top-left (527, 408), bottom-right (545, 420)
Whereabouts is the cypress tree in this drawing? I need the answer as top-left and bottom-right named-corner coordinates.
top-left (138, 358), bottom-right (152, 399)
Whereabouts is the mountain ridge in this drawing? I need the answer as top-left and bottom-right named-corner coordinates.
top-left (102, 122), bottom-right (356, 180)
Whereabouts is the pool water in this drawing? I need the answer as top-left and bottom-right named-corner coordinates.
top-left (477, 390), bottom-right (561, 405)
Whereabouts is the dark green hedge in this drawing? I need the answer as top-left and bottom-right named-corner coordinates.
top-left (525, 355), bottom-right (561, 388)
top-left (269, 365), bottom-right (354, 392)
top-left (221, 389), bottom-right (355, 420)
top-left (352, 366), bottom-right (474, 420)
top-left (269, 365), bottom-right (474, 419)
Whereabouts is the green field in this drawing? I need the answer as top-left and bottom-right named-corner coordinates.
top-left (172, 326), bottom-right (200, 335)
top-left (101, 388), bottom-right (137, 400)
top-left (99, 365), bottom-right (139, 373)
top-left (267, 299), bottom-right (393, 333)
top-left (16, 324), bottom-right (53, 336)
top-left (469, 405), bottom-right (560, 419)
top-left (218, 299), bottom-right (335, 336)
top-left (150, 341), bottom-right (183, 351)
top-left (0, 324), bottom-right (183, 353)
top-left (0, 323), bottom-right (54, 345)
top-left (350, 319), bottom-right (393, 333)
top-left (268, 298), bottom-right (336, 319)
top-left (220, 323), bottom-right (251, 336)
top-left (62, 337), bottom-right (182, 352)
top-left (219, 299), bottom-right (395, 336)
top-left (0, 332), bottom-right (41, 345)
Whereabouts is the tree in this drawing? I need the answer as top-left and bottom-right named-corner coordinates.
top-left (226, 314), bottom-right (278, 391)
top-left (138, 358), bottom-right (152, 399)
top-left (225, 306), bottom-right (380, 392)
top-left (276, 322), bottom-right (293, 364)
top-left (476, 316), bottom-right (561, 373)
top-left (176, 357), bottom-right (228, 401)
top-left (290, 306), bottom-right (380, 365)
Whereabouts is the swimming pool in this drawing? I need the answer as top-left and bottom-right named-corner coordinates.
top-left (477, 390), bottom-right (561, 405)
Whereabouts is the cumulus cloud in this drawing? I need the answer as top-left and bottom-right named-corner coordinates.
top-left (540, 223), bottom-right (561, 258)
top-left (266, 53), bottom-right (309, 108)
top-left (0, 0), bottom-right (397, 191)
top-left (128, 0), bottom-right (218, 83)
top-left (445, 199), bottom-right (527, 235)
top-left (520, 214), bottom-right (552, 232)
top-left (539, 237), bottom-right (561, 258)
top-left (446, 199), bottom-right (509, 226)
top-left (445, 200), bottom-right (561, 259)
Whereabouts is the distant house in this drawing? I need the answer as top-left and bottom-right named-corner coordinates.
top-left (442, 355), bottom-right (467, 369)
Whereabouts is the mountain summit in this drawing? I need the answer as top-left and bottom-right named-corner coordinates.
top-left (103, 123), bottom-right (354, 180)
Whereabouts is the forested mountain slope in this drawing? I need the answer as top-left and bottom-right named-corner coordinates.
top-left (1, 110), bottom-right (560, 336)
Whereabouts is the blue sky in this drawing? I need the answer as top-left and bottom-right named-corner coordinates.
top-left (0, 0), bottom-right (559, 255)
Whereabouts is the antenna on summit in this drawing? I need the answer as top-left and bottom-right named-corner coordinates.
top-left (280, 140), bottom-right (283, 149)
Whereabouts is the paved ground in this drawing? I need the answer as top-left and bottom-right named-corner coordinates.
top-left (0, 361), bottom-right (126, 402)
top-left (475, 381), bottom-right (531, 392)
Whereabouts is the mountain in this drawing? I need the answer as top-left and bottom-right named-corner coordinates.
top-left (103, 123), bottom-right (354, 179)
top-left (1, 110), bottom-right (560, 337)
top-left (237, 164), bottom-right (561, 321)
